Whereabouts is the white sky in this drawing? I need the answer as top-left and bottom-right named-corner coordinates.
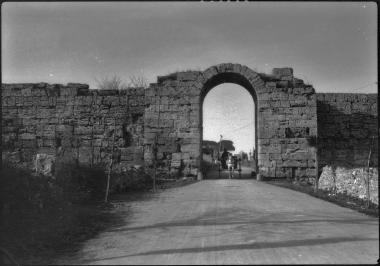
top-left (2, 2), bottom-right (377, 93)
top-left (2, 2), bottom-right (377, 153)
top-left (203, 84), bottom-right (255, 153)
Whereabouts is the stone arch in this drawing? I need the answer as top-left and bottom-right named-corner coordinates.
top-left (198, 64), bottom-right (265, 100)
top-left (147, 63), bottom-right (317, 182)
top-left (196, 63), bottom-right (265, 178)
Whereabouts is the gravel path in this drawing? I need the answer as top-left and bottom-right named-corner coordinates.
top-left (55, 178), bottom-right (379, 264)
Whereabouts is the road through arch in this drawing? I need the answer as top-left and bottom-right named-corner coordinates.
top-left (199, 65), bottom-right (263, 178)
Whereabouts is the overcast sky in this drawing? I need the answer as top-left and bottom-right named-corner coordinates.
top-left (203, 84), bottom-right (255, 153)
top-left (2, 2), bottom-right (377, 152)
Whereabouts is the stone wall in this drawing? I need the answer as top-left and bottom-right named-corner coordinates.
top-left (256, 69), bottom-right (317, 182)
top-left (316, 93), bottom-right (378, 202)
top-left (318, 166), bottom-right (378, 205)
top-left (2, 83), bottom-right (145, 172)
top-left (317, 93), bottom-right (378, 169)
top-left (1, 64), bottom-right (377, 186)
top-left (144, 71), bottom-right (202, 177)
top-left (144, 64), bottom-right (318, 182)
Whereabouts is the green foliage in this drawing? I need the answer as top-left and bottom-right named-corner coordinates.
top-left (268, 179), bottom-right (379, 217)
top-left (95, 75), bottom-right (125, 90)
top-left (201, 159), bottom-right (216, 176)
top-left (1, 163), bottom-right (34, 210)
top-left (0, 161), bottom-right (108, 213)
top-left (1, 163), bottom-right (61, 213)
top-left (111, 167), bottom-right (153, 192)
top-left (54, 162), bottom-right (107, 203)
top-left (0, 161), bottom-right (115, 264)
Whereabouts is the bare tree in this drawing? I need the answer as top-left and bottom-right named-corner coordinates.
top-left (95, 74), bottom-right (148, 90)
top-left (96, 75), bottom-right (125, 90)
top-left (128, 75), bottom-right (148, 88)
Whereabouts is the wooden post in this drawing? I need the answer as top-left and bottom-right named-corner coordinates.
top-left (365, 136), bottom-right (375, 208)
top-left (105, 119), bottom-right (116, 203)
top-left (238, 158), bottom-right (242, 179)
top-left (218, 135), bottom-right (222, 179)
top-left (152, 134), bottom-right (158, 192)
top-left (314, 136), bottom-right (319, 193)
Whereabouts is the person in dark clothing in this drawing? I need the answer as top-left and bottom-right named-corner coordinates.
top-left (221, 148), bottom-right (229, 169)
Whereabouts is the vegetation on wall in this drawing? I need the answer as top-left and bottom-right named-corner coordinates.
top-left (95, 74), bottom-right (148, 90)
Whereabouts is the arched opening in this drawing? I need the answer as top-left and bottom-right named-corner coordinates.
top-left (200, 72), bottom-right (258, 179)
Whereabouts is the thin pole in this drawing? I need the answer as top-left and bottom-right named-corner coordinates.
top-left (153, 135), bottom-right (157, 192)
top-left (314, 136), bottom-right (319, 193)
top-left (366, 136), bottom-right (375, 208)
top-left (105, 119), bottom-right (116, 203)
top-left (219, 135), bottom-right (222, 178)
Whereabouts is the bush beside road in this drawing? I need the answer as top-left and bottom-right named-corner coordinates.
top-left (0, 161), bottom-right (197, 265)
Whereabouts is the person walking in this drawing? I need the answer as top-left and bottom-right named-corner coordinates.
top-left (221, 148), bottom-right (229, 169)
top-left (227, 154), bottom-right (235, 179)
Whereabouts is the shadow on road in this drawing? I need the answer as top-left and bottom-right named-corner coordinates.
top-left (80, 236), bottom-right (377, 263)
top-left (105, 208), bottom-right (376, 234)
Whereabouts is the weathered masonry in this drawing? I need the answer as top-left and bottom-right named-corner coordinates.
top-left (2, 63), bottom-right (378, 183)
top-left (2, 84), bottom-right (145, 173)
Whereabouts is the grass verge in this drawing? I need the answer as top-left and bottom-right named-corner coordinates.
top-left (267, 180), bottom-right (379, 218)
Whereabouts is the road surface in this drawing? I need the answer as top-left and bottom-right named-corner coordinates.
top-left (55, 175), bottom-right (379, 264)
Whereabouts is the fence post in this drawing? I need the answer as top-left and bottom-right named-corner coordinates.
top-left (365, 136), bottom-right (375, 208)
top-left (105, 119), bottom-right (116, 203)
top-left (152, 134), bottom-right (158, 192)
top-left (314, 136), bottom-right (319, 193)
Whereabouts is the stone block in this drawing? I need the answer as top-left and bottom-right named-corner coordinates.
top-left (77, 147), bottom-right (92, 164)
top-left (282, 160), bottom-right (308, 168)
top-left (274, 167), bottom-right (291, 178)
top-left (180, 144), bottom-right (198, 153)
top-left (265, 82), bottom-right (277, 90)
top-left (74, 126), bottom-right (93, 135)
top-left (282, 150), bottom-right (314, 160)
top-left (43, 139), bottom-right (55, 147)
top-left (20, 133), bottom-right (36, 140)
top-left (3, 97), bottom-right (16, 106)
top-left (259, 144), bottom-right (281, 154)
top-left (269, 153), bottom-right (282, 160)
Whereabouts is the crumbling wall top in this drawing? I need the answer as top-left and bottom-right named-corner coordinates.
top-left (1, 83), bottom-right (145, 97)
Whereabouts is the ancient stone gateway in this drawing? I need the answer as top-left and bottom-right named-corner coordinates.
top-left (146, 63), bottom-right (317, 181)
top-left (2, 63), bottom-right (377, 185)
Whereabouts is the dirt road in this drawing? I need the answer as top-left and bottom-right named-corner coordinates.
top-left (56, 178), bottom-right (379, 264)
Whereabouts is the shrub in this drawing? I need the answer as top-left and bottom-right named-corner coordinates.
top-left (0, 161), bottom-right (114, 264)
top-left (111, 167), bottom-right (152, 192)
top-left (54, 162), bottom-right (108, 203)
top-left (95, 75), bottom-right (125, 90)
top-left (95, 74), bottom-right (148, 90)
top-left (0, 161), bottom-right (108, 215)
top-left (201, 159), bottom-right (216, 176)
